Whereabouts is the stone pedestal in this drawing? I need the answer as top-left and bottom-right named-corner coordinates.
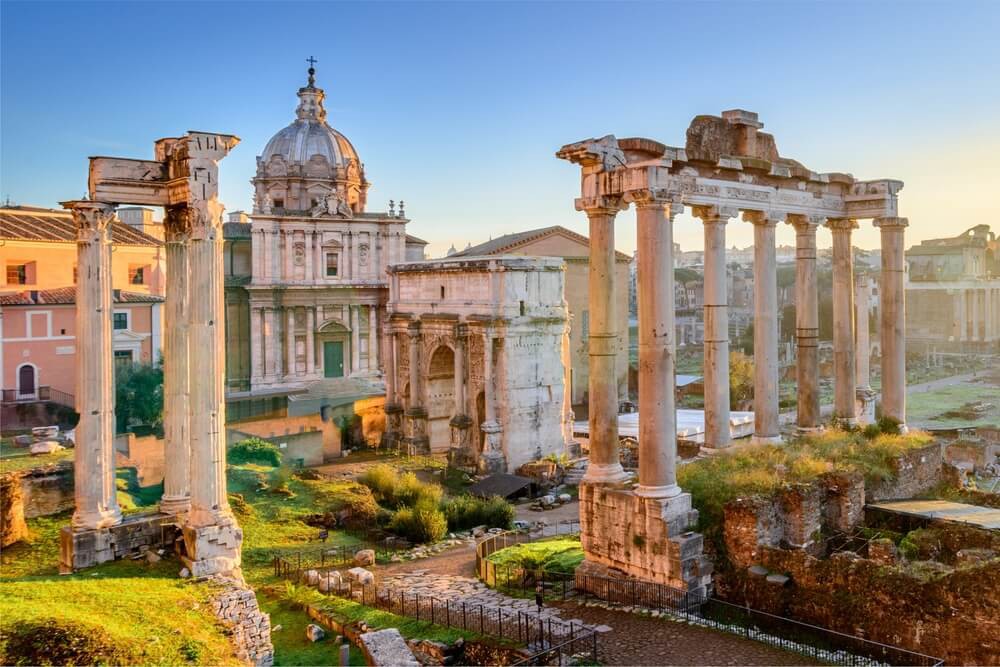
top-left (478, 420), bottom-right (505, 474)
top-left (181, 519), bottom-right (244, 578)
top-left (384, 403), bottom-right (404, 450)
top-left (403, 407), bottom-right (430, 455)
top-left (448, 414), bottom-right (475, 469)
top-left (577, 482), bottom-right (711, 597)
top-left (60, 512), bottom-right (179, 573)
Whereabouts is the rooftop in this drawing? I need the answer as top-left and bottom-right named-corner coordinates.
top-left (0, 287), bottom-right (164, 306)
top-left (450, 225), bottom-right (630, 261)
top-left (0, 206), bottom-right (163, 246)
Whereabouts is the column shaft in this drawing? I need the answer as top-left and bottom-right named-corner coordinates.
top-left (306, 307), bottom-right (315, 376)
top-left (698, 207), bottom-right (732, 449)
top-left (284, 230), bottom-right (294, 281)
top-left (483, 333), bottom-right (495, 421)
top-left (304, 231), bottom-right (313, 282)
top-left (351, 306), bottom-right (361, 375)
top-left (634, 200), bottom-right (680, 497)
top-left (830, 220), bottom-right (858, 422)
top-left (453, 331), bottom-right (466, 416)
top-left (583, 205), bottom-right (627, 482)
top-left (250, 307), bottom-right (263, 382)
top-left (368, 306), bottom-right (378, 371)
top-left (409, 324), bottom-right (423, 408)
top-left (877, 217), bottom-right (909, 427)
top-left (286, 308), bottom-right (296, 377)
top-left (856, 278), bottom-right (871, 389)
top-left (65, 201), bottom-right (122, 530)
top-left (748, 214), bottom-right (780, 443)
top-left (792, 218), bottom-right (821, 430)
top-left (161, 222), bottom-right (191, 516)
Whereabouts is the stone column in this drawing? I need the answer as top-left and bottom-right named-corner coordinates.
top-left (305, 307), bottom-right (315, 376)
top-left (694, 205), bottom-right (734, 449)
top-left (405, 321), bottom-right (429, 454)
top-left (250, 307), bottom-right (263, 382)
top-left (875, 217), bottom-right (909, 429)
top-left (581, 200), bottom-right (628, 483)
top-left (271, 228), bottom-right (280, 280)
top-left (304, 231), bottom-right (313, 282)
top-left (314, 232), bottom-right (323, 281)
top-left (368, 306), bottom-right (378, 372)
top-left (479, 328), bottom-right (504, 473)
top-left (453, 325), bottom-right (467, 417)
top-left (789, 215), bottom-right (822, 432)
top-left (449, 324), bottom-right (473, 465)
top-left (384, 328), bottom-right (403, 449)
top-left (160, 209), bottom-right (192, 516)
top-left (744, 211), bottom-right (781, 444)
top-left (855, 276), bottom-right (877, 424)
top-left (631, 193), bottom-right (681, 497)
top-left (263, 308), bottom-right (275, 379)
top-left (828, 218), bottom-right (858, 424)
top-left (285, 308), bottom-right (296, 378)
top-left (284, 230), bottom-right (294, 282)
top-left (351, 306), bottom-right (361, 375)
top-left (63, 200), bottom-right (122, 531)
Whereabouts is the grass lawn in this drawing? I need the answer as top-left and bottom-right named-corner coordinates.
top-left (0, 438), bottom-right (73, 474)
top-left (907, 381), bottom-right (1000, 429)
top-left (486, 536), bottom-right (584, 575)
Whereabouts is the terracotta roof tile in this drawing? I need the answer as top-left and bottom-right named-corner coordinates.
top-left (451, 225), bottom-right (630, 261)
top-left (0, 206), bottom-right (163, 246)
top-left (0, 287), bottom-right (163, 306)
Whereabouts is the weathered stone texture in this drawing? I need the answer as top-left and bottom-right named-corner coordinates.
top-left (684, 115), bottom-right (779, 163)
top-left (577, 482), bottom-right (710, 594)
top-left (0, 473), bottom-right (28, 547)
top-left (59, 512), bottom-right (179, 572)
top-left (211, 583), bottom-right (274, 667)
top-left (867, 443), bottom-right (943, 501)
top-left (359, 629), bottom-right (420, 667)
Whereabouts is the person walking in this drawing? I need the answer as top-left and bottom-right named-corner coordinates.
top-left (535, 580), bottom-right (544, 612)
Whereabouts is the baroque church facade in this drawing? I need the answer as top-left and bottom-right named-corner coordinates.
top-left (225, 65), bottom-right (426, 415)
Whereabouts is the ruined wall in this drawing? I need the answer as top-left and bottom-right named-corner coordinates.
top-left (210, 583), bottom-right (274, 667)
top-left (20, 462), bottom-right (74, 518)
top-left (867, 443), bottom-right (943, 502)
top-left (0, 473), bottom-right (28, 547)
top-left (721, 548), bottom-right (1000, 666)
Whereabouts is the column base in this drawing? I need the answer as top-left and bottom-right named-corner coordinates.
top-left (750, 434), bottom-right (784, 446)
top-left (71, 507), bottom-right (123, 532)
top-left (60, 512), bottom-right (178, 573)
top-left (582, 462), bottom-right (631, 485)
top-left (794, 425), bottom-right (825, 437)
top-left (477, 451), bottom-right (507, 475)
top-left (181, 517), bottom-right (244, 579)
top-left (634, 483), bottom-right (682, 499)
top-left (159, 495), bottom-right (191, 517)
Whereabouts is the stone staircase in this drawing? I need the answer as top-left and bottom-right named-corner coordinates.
top-left (564, 459), bottom-right (588, 485)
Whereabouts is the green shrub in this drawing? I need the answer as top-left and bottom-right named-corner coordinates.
top-left (1, 619), bottom-right (134, 666)
top-left (359, 464), bottom-right (400, 501)
top-left (228, 437), bottom-right (282, 467)
top-left (359, 464), bottom-right (441, 509)
top-left (876, 415), bottom-right (902, 436)
top-left (269, 467), bottom-right (294, 497)
top-left (389, 504), bottom-right (448, 543)
top-left (861, 423), bottom-right (882, 440)
top-left (443, 495), bottom-right (514, 531)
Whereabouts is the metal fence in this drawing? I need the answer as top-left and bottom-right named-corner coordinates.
top-left (273, 554), bottom-right (598, 663)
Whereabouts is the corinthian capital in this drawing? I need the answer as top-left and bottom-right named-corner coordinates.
top-left (61, 201), bottom-right (116, 239)
top-left (786, 213), bottom-right (824, 230)
top-left (742, 210), bottom-right (785, 226)
top-left (163, 205), bottom-right (193, 243)
top-left (188, 200), bottom-right (226, 242)
top-left (625, 189), bottom-right (683, 216)
top-left (825, 217), bottom-right (860, 232)
top-left (873, 216), bottom-right (909, 229)
top-left (575, 196), bottom-right (625, 216)
top-left (692, 205), bottom-right (738, 224)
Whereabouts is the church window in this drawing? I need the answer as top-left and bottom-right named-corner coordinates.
top-left (326, 252), bottom-right (339, 277)
top-left (273, 198), bottom-right (284, 209)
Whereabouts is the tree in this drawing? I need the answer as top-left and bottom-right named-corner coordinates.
top-left (729, 351), bottom-right (754, 408)
top-left (115, 361), bottom-right (164, 433)
top-left (735, 322), bottom-right (754, 355)
top-left (779, 304), bottom-right (797, 342)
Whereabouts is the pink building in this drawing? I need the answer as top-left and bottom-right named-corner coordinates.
top-left (0, 206), bottom-right (164, 423)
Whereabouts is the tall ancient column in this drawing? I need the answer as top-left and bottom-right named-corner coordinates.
top-left (182, 133), bottom-right (242, 578)
top-left (263, 308), bottom-right (275, 380)
top-left (305, 307), bottom-right (315, 376)
top-left (789, 215), bottom-right (822, 431)
top-left (875, 217), bottom-right (909, 429)
top-left (631, 193), bottom-right (682, 496)
top-left (855, 276), bottom-right (877, 424)
top-left (828, 218), bottom-right (858, 424)
top-left (744, 211), bottom-right (781, 444)
top-left (449, 324), bottom-right (473, 462)
top-left (479, 328), bottom-right (504, 472)
top-left (368, 306), bottom-right (378, 371)
top-left (405, 320), bottom-right (429, 454)
top-left (63, 200), bottom-right (122, 531)
top-left (694, 205), bottom-right (734, 450)
top-left (160, 208), bottom-right (192, 516)
top-left (285, 308), bottom-right (296, 378)
top-left (582, 200), bottom-right (628, 483)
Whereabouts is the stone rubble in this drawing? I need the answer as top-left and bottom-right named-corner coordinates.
top-left (210, 580), bottom-right (274, 667)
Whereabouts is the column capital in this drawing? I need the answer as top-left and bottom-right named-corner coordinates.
top-left (61, 200), bottom-right (116, 235)
top-left (575, 196), bottom-right (626, 216)
top-left (825, 217), bottom-right (860, 232)
top-left (692, 205), bottom-right (738, 224)
top-left (624, 189), bottom-right (683, 216)
top-left (742, 210), bottom-right (785, 226)
top-left (786, 213), bottom-right (825, 230)
top-left (874, 216), bottom-right (909, 229)
top-left (163, 205), bottom-right (194, 242)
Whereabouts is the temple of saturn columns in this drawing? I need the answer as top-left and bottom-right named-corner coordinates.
top-left (60, 131), bottom-right (244, 578)
top-left (557, 110), bottom-right (907, 593)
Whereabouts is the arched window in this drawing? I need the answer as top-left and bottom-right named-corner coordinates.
top-left (17, 364), bottom-right (37, 398)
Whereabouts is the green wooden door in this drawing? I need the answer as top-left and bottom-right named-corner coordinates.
top-left (323, 341), bottom-right (344, 378)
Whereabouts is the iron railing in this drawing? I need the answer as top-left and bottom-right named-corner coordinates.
top-left (2, 386), bottom-right (74, 407)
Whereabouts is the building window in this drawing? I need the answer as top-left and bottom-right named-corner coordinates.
top-left (440, 286), bottom-right (446, 299)
top-left (113, 312), bottom-right (129, 330)
top-left (6, 263), bottom-right (27, 285)
top-left (129, 264), bottom-right (146, 285)
top-left (114, 350), bottom-right (134, 369)
top-left (326, 252), bottom-right (339, 277)
top-left (273, 198), bottom-right (284, 209)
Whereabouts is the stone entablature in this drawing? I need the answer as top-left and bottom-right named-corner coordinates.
top-left (384, 256), bottom-right (573, 472)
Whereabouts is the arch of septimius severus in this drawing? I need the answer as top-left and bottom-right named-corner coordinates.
top-left (60, 131), bottom-right (243, 578)
top-left (558, 110), bottom-right (907, 592)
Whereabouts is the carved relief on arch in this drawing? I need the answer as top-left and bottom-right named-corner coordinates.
top-left (467, 333), bottom-right (485, 386)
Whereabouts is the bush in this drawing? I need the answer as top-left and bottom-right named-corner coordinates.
top-left (389, 504), bottom-right (448, 543)
top-left (1, 619), bottom-right (134, 666)
top-left (876, 415), bottom-right (902, 436)
top-left (443, 495), bottom-right (515, 531)
top-left (228, 437), bottom-right (282, 467)
top-left (359, 464), bottom-right (399, 501)
top-left (359, 465), bottom-right (441, 509)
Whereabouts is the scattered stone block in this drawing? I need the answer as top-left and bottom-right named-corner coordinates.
top-left (354, 549), bottom-right (376, 566)
top-left (306, 624), bottom-right (326, 642)
top-left (766, 573), bottom-right (791, 586)
top-left (346, 567), bottom-right (374, 585)
top-left (305, 569), bottom-right (320, 586)
top-left (558, 493), bottom-right (572, 503)
top-left (359, 628), bottom-right (420, 667)
top-left (146, 550), bottom-right (162, 564)
top-left (30, 441), bottom-right (64, 455)
top-left (748, 565), bottom-right (769, 578)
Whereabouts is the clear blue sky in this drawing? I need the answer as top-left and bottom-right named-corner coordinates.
top-left (3, 1), bottom-right (998, 257)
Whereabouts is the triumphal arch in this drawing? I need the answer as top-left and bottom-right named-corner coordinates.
top-left (558, 110), bottom-right (907, 593)
top-left (60, 131), bottom-right (243, 578)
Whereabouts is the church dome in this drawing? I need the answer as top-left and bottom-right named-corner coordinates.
top-left (254, 63), bottom-right (369, 214)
